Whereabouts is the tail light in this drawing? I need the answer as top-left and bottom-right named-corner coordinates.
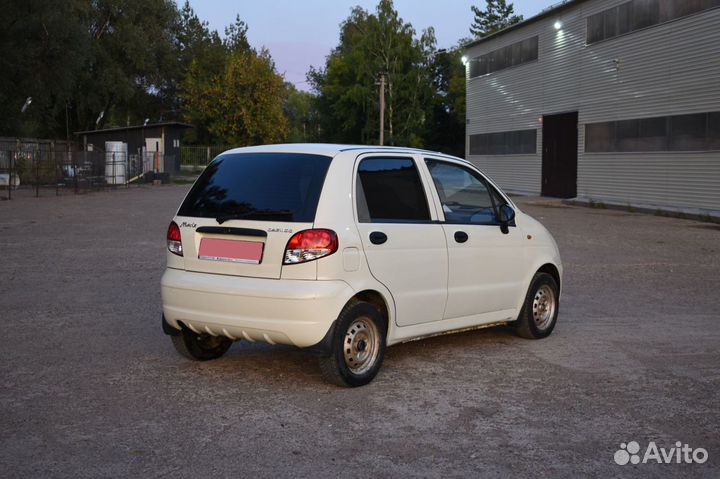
top-left (284, 229), bottom-right (338, 264)
top-left (167, 221), bottom-right (183, 256)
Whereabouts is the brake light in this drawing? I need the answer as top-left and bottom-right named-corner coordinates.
top-left (284, 229), bottom-right (338, 264)
top-left (167, 221), bottom-right (183, 256)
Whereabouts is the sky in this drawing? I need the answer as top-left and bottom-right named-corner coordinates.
top-left (186, 0), bottom-right (555, 91)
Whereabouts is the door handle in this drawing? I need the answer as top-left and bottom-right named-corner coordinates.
top-left (369, 231), bottom-right (387, 245)
top-left (454, 231), bottom-right (469, 243)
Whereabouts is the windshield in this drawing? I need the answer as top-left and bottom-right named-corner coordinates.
top-left (178, 152), bottom-right (333, 222)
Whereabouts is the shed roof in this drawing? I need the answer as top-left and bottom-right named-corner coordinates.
top-left (75, 121), bottom-right (192, 135)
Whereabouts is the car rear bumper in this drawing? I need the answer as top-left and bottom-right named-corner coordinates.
top-left (161, 268), bottom-right (354, 348)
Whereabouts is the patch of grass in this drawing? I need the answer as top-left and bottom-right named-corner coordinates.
top-left (699, 213), bottom-right (720, 224)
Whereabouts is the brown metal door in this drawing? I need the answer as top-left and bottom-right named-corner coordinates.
top-left (542, 112), bottom-right (578, 198)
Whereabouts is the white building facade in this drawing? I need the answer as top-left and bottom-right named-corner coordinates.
top-left (463, 0), bottom-right (720, 216)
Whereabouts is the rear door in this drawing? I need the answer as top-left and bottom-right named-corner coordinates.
top-left (354, 155), bottom-right (448, 327)
top-left (175, 152), bottom-right (332, 279)
top-left (423, 158), bottom-right (527, 319)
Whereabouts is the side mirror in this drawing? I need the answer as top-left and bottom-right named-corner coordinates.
top-left (498, 204), bottom-right (515, 224)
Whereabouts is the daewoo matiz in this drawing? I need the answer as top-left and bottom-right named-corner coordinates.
top-left (161, 144), bottom-right (562, 386)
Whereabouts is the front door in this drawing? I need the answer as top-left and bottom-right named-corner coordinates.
top-left (542, 112), bottom-right (578, 198)
top-left (423, 158), bottom-right (527, 320)
top-left (354, 156), bottom-right (448, 327)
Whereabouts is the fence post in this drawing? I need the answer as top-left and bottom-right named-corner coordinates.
top-left (8, 149), bottom-right (12, 200)
top-left (13, 139), bottom-right (20, 200)
top-left (74, 150), bottom-right (79, 194)
top-left (53, 141), bottom-right (59, 196)
top-left (34, 148), bottom-right (39, 198)
top-left (66, 142), bottom-right (71, 196)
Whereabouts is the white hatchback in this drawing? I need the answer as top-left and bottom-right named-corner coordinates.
top-left (161, 144), bottom-right (562, 386)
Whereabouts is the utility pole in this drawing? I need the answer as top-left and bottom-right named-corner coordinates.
top-left (377, 72), bottom-right (386, 145)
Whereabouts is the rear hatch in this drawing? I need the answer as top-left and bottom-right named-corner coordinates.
top-left (175, 152), bottom-right (332, 279)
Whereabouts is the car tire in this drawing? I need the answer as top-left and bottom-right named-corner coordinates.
top-left (319, 300), bottom-right (387, 387)
top-left (514, 272), bottom-right (559, 339)
top-left (171, 326), bottom-right (233, 361)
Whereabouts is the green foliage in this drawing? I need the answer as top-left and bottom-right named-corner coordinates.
top-left (174, 2), bottom-right (231, 143)
top-left (182, 49), bottom-right (288, 146)
top-left (76, 0), bottom-right (180, 130)
top-left (309, 0), bottom-right (435, 147)
top-left (0, 0), bottom-right (516, 155)
top-left (0, 0), bottom-right (180, 137)
top-left (223, 15), bottom-right (251, 53)
top-left (470, 0), bottom-right (524, 38)
top-left (284, 83), bottom-right (320, 143)
top-left (0, 0), bottom-right (91, 138)
top-left (423, 47), bottom-right (466, 157)
top-left (0, 0), bottom-right (285, 146)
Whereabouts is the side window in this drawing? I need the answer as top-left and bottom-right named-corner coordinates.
top-left (425, 159), bottom-right (500, 225)
top-left (356, 158), bottom-right (430, 223)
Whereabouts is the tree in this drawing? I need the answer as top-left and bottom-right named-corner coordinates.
top-left (284, 83), bottom-right (320, 143)
top-left (423, 47), bottom-right (466, 158)
top-left (72, 0), bottom-right (180, 131)
top-left (309, 0), bottom-right (435, 146)
top-left (0, 0), bottom-right (181, 138)
top-left (182, 48), bottom-right (288, 146)
top-left (180, 9), bottom-right (288, 146)
top-left (0, 0), bottom-right (91, 138)
top-left (470, 0), bottom-right (523, 38)
top-left (172, 1), bottom-right (226, 143)
top-left (224, 15), bottom-right (251, 53)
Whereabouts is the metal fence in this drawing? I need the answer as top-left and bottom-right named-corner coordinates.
top-left (180, 145), bottom-right (230, 173)
top-left (0, 141), bottom-right (175, 200)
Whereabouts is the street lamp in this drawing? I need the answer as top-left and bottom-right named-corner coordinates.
top-left (21, 97), bottom-right (32, 113)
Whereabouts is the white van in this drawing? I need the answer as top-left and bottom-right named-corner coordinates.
top-left (161, 144), bottom-right (562, 387)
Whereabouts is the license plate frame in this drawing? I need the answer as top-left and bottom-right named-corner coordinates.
top-left (198, 238), bottom-right (265, 264)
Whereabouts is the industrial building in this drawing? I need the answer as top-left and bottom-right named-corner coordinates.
top-left (463, 0), bottom-right (720, 216)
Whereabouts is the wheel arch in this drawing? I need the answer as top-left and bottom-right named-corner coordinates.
top-left (308, 288), bottom-right (394, 355)
top-left (351, 289), bottom-right (390, 331)
top-left (514, 259), bottom-right (563, 313)
top-left (537, 263), bottom-right (561, 295)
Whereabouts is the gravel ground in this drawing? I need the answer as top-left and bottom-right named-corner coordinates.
top-left (1, 185), bottom-right (718, 478)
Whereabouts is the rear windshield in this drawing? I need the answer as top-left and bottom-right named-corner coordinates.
top-left (178, 153), bottom-right (332, 222)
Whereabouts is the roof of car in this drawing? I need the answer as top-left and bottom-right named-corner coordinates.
top-left (218, 143), bottom-right (463, 160)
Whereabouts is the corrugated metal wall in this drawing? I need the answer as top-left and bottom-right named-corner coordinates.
top-left (465, 0), bottom-right (720, 214)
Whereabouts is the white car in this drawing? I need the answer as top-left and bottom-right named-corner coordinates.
top-left (161, 144), bottom-right (562, 387)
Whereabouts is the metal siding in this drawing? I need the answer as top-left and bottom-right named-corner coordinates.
top-left (465, 1), bottom-right (720, 213)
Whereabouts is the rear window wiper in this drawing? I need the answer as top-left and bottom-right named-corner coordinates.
top-left (216, 210), bottom-right (293, 224)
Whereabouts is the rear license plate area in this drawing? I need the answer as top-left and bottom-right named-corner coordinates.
top-left (198, 238), bottom-right (264, 264)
